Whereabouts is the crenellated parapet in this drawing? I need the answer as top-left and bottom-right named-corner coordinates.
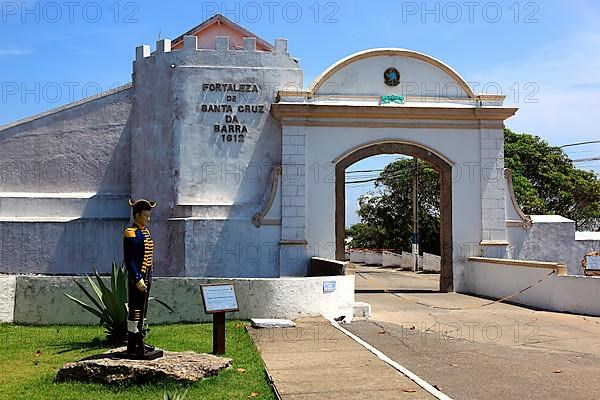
top-left (133, 36), bottom-right (292, 71)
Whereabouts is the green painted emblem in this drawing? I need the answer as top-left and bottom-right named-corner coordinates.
top-left (381, 95), bottom-right (405, 105)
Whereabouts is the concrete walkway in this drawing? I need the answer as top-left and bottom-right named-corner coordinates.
top-left (248, 316), bottom-right (438, 399)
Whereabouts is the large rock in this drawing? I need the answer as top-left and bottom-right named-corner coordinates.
top-left (55, 348), bottom-right (232, 384)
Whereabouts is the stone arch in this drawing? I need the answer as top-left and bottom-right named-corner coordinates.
top-left (309, 48), bottom-right (475, 98)
top-left (334, 141), bottom-right (454, 292)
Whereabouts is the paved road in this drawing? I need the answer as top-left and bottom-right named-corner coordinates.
top-left (350, 265), bottom-right (600, 399)
top-left (355, 265), bottom-right (439, 292)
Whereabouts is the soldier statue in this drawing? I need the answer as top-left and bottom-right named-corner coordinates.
top-left (123, 198), bottom-right (163, 359)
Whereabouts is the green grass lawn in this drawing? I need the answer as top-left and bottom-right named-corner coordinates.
top-left (0, 321), bottom-right (275, 400)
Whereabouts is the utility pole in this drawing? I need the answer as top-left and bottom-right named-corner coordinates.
top-left (412, 157), bottom-right (420, 272)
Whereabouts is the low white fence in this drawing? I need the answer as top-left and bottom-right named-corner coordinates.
top-left (422, 253), bottom-right (441, 272)
top-left (401, 252), bottom-right (415, 271)
top-left (0, 275), bottom-right (355, 325)
top-left (349, 250), bottom-right (365, 263)
top-left (0, 275), bottom-right (16, 323)
top-left (364, 250), bottom-right (383, 265)
top-left (383, 251), bottom-right (401, 267)
top-left (349, 249), bottom-right (441, 273)
top-left (465, 257), bottom-right (600, 316)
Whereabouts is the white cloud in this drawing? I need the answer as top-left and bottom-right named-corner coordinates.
top-left (470, 31), bottom-right (600, 146)
top-left (0, 48), bottom-right (32, 57)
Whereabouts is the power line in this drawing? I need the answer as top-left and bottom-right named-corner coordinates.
top-left (572, 157), bottom-right (600, 163)
top-left (564, 148), bottom-right (600, 154)
top-left (559, 140), bottom-right (600, 148)
top-left (346, 167), bottom-right (431, 184)
top-left (346, 169), bottom-right (384, 174)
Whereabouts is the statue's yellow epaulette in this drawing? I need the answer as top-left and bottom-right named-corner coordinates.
top-left (124, 227), bottom-right (138, 238)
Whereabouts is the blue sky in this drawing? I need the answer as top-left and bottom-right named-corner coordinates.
top-left (1, 0), bottom-right (599, 225)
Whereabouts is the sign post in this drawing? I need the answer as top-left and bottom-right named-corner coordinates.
top-left (200, 283), bottom-right (239, 355)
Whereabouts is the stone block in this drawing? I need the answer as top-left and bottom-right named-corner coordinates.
top-left (288, 135), bottom-right (305, 145)
top-left (352, 302), bottom-right (372, 318)
top-left (183, 36), bottom-right (197, 51)
top-left (490, 229), bottom-right (507, 241)
top-left (275, 38), bottom-right (288, 53)
top-left (287, 216), bottom-right (306, 228)
top-left (215, 36), bottom-right (230, 51)
top-left (243, 37), bottom-right (257, 52)
top-left (0, 275), bottom-right (16, 323)
top-left (250, 318), bottom-right (296, 328)
top-left (55, 349), bottom-right (232, 384)
top-left (136, 45), bottom-right (150, 60)
top-left (156, 39), bottom-right (171, 53)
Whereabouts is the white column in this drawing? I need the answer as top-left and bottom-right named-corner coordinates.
top-left (480, 128), bottom-right (508, 256)
top-left (280, 125), bottom-right (308, 276)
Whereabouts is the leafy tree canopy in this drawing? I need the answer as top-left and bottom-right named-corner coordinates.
top-left (504, 128), bottom-right (600, 230)
top-left (346, 129), bottom-right (600, 253)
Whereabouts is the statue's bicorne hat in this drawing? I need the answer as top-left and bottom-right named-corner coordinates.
top-left (128, 198), bottom-right (157, 208)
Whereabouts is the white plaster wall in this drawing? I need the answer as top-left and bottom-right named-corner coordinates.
top-left (552, 275), bottom-right (600, 315)
top-left (183, 219), bottom-right (281, 277)
top-left (132, 38), bottom-right (303, 278)
top-left (11, 275), bottom-right (354, 325)
top-left (316, 54), bottom-right (469, 99)
top-left (0, 275), bottom-right (16, 323)
top-left (0, 86), bottom-right (133, 195)
top-left (464, 260), bottom-right (556, 310)
top-left (464, 260), bottom-right (600, 316)
top-left (507, 216), bottom-right (599, 276)
top-left (304, 127), bottom-right (483, 291)
top-left (0, 220), bottom-right (128, 274)
top-left (0, 87), bottom-right (134, 274)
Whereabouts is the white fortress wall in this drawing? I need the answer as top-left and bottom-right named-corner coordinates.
top-left (0, 86), bottom-right (134, 274)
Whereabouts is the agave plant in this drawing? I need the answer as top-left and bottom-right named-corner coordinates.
top-left (65, 261), bottom-right (174, 344)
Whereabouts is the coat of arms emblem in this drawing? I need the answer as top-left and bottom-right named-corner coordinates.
top-left (384, 67), bottom-right (400, 86)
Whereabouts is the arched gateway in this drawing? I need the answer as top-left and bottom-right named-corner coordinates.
top-left (333, 141), bottom-right (453, 292)
top-left (272, 48), bottom-right (517, 292)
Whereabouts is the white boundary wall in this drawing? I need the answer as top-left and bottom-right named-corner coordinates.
top-left (383, 251), bottom-right (401, 267)
top-left (422, 253), bottom-right (441, 273)
top-left (464, 257), bottom-right (600, 316)
top-left (0, 275), bottom-right (16, 323)
top-left (364, 251), bottom-right (383, 265)
top-left (349, 250), bottom-right (365, 263)
top-left (8, 275), bottom-right (354, 325)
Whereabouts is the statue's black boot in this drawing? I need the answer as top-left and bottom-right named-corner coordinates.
top-left (126, 332), bottom-right (138, 354)
top-left (135, 333), bottom-right (146, 356)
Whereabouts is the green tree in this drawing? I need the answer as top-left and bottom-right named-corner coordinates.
top-left (504, 128), bottom-right (600, 230)
top-left (346, 159), bottom-right (440, 255)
